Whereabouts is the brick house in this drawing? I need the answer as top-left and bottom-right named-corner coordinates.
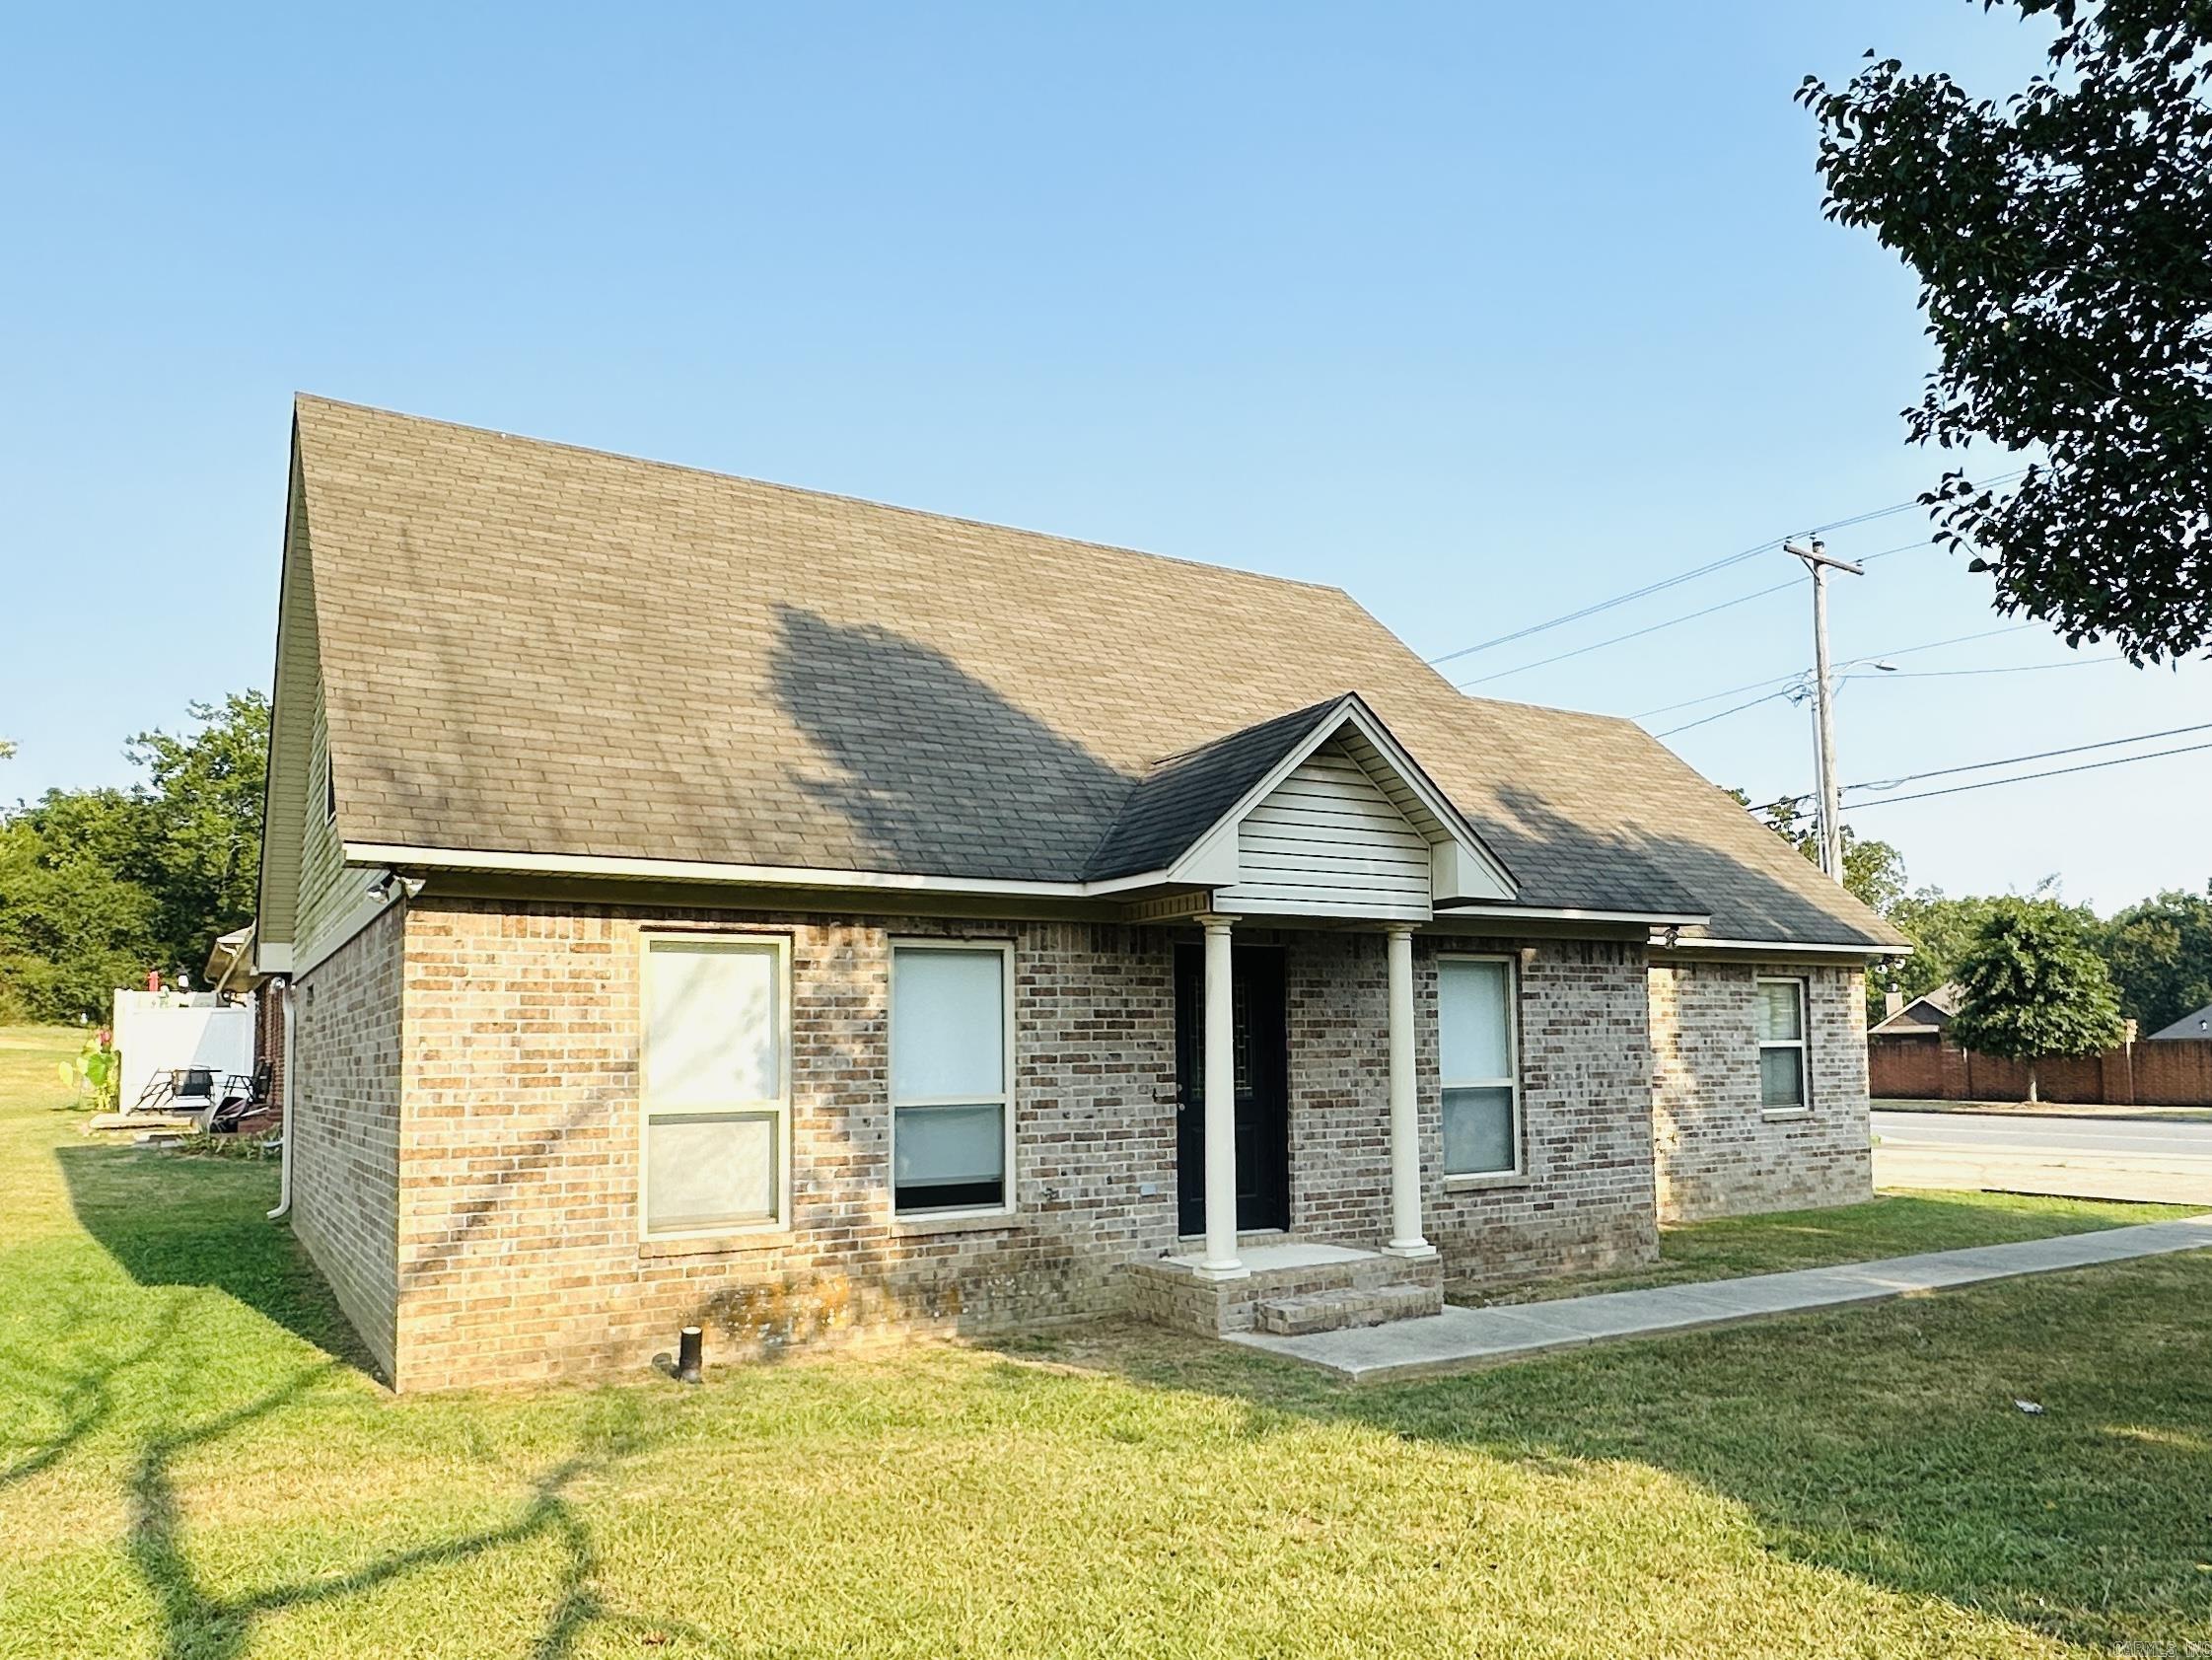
top-left (254, 397), bottom-right (1909, 1391)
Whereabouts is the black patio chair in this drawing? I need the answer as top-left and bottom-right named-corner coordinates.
top-left (199, 1061), bottom-right (273, 1134)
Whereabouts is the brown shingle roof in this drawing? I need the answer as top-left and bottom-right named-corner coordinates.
top-left (293, 395), bottom-right (1907, 947)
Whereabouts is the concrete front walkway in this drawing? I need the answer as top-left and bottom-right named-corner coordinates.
top-left (1228, 1212), bottom-right (2212, 1383)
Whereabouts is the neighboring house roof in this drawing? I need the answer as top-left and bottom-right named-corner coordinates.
top-left (2149, 1002), bottom-right (2212, 1041)
top-left (269, 396), bottom-right (1908, 949)
top-left (1870, 982), bottom-right (1962, 1035)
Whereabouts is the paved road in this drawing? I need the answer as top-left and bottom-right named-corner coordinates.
top-left (1873, 1111), bottom-right (2212, 1158)
top-left (1873, 1110), bottom-right (2212, 1204)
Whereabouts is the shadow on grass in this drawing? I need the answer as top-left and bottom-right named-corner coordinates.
top-left (993, 1255), bottom-right (2212, 1656)
top-left (122, 1374), bottom-right (728, 1660)
top-left (0, 1303), bottom-right (182, 1490)
top-left (53, 1141), bottom-right (376, 1377)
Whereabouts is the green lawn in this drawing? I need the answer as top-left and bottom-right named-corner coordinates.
top-left (1457, 1188), bottom-right (2206, 1308)
top-left (4, 1022), bottom-right (2211, 1659)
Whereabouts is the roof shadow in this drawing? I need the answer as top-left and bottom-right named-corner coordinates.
top-left (769, 604), bottom-right (1137, 882)
top-left (54, 1142), bottom-right (377, 1377)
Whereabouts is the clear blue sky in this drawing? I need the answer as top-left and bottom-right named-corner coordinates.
top-left (3, 3), bottom-right (2205, 911)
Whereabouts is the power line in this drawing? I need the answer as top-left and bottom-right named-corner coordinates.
top-left (1426, 470), bottom-right (2027, 669)
top-left (1457, 579), bottom-right (1797, 687)
top-left (1845, 739), bottom-right (2212, 809)
top-left (1636, 621), bottom-right (2043, 723)
top-left (1655, 689), bottom-right (1798, 739)
top-left (1463, 535), bottom-right (1937, 690)
top-left (1845, 721), bottom-right (2212, 793)
top-left (1426, 541), bottom-right (1776, 666)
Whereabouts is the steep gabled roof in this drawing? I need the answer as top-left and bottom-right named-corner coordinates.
top-left (1870, 982), bottom-right (1962, 1035)
top-left (278, 395), bottom-right (1908, 948)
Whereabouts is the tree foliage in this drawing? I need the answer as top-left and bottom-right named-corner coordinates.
top-left (0, 692), bottom-right (268, 1023)
top-left (1949, 898), bottom-right (2127, 1098)
top-left (1888, 881), bottom-right (2075, 998)
top-left (1800, 2), bottom-right (2212, 661)
top-left (2101, 883), bottom-right (2212, 1031)
top-left (1731, 790), bottom-right (1909, 915)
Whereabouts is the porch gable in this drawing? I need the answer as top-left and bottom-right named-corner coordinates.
top-left (1164, 695), bottom-right (1516, 921)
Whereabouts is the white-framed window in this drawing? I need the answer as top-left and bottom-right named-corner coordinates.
top-left (1755, 975), bottom-right (1810, 1114)
top-left (890, 940), bottom-right (1014, 1216)
top-left (639, 934), bottom-right (790, 1237)
top-left (1438, 954), bottom-right (1520, 1178)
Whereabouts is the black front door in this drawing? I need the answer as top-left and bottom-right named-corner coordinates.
top-left (1175, 944), bottom-right (1290, 1236)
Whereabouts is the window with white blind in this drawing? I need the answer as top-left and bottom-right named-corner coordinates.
top-left (640, 936), bottom-right (789, 1236)
top-left (1439, 955), bottom-right (1521, 1178)
top-left (891, 942), bottom-right (1014, 1215)
top-left (1755, 976), bottom-right (1810, 1114)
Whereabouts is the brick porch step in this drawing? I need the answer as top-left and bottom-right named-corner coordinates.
top-left (1254, 1281), bottom-right (1442, 1335)
top-left (1127, 1239), bottom-right (1446, 1335)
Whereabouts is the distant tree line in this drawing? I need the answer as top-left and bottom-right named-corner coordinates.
top-left (1735, 788), bottom-right (2212, 1040)
top-left (0, 691), bottom-right (267, 1022)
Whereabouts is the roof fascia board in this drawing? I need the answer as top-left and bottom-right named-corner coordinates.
top-left (291, 882), bottom-right (398, 979)
top-left (343, 842), bottom-right (1177, 899)
top-left (1441, 903), bottom-right (1710, 926)
top-left (1654, 935), bottom-right (1914, 960)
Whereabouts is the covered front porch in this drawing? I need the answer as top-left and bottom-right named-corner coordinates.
top-left (1166, 912), bottom-right (1439, 1286)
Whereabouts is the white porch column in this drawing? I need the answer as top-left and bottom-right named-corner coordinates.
top-left (1383, 923), bottom-right (1434, 1258)
top-left (1195, 914), bottom-right (1248, 1280)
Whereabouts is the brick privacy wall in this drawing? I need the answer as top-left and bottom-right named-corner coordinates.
top-left (1649, 962), bottom-right (1872, 1223)
top-left (1868, 1031), bottom-right (1950, 1099)
top-left (392, 901), bottom-right (1183, 1391)
top-left (1870, 1033), bottom-right (2212, 1106)
top-left (288, 904), bottom-right (404, 1378)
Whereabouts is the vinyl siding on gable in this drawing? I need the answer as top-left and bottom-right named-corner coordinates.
top-left (1218, 739), bottom-right (1432, 920)
top-left (295, 679), bottom-right (355, 962)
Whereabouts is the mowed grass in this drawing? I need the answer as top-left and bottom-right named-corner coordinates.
top-left (1459, 1188), bottom-right (2207, 1307)
top-left (2, 1023), bottom-right (2210, 1660)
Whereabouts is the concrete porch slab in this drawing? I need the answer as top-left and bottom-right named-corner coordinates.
top-left (1228, 1213), bottom-right (2212, 1383)
top-left (1158, 1241), bottom-right (1379, 1274)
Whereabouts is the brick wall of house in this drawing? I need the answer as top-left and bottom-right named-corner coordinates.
top-left (1428, 938), bottom-right (1659, 1282)
top-left (1281, 932), bottom-right (1660, 1286)
top-left (288, 904), bottom-right (404, 1378)
top-left (1649, 961), bottom-right (1871, 1223)
top-left (392, 901), bottom-right (1185, 1391)
top-left (297, 898), bottom-right (1673, 1390)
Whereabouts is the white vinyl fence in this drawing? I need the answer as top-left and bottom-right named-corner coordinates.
top-left (111, 989), bottom-right (254, 1113)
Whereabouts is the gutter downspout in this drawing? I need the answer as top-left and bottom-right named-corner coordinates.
top-left (267, 977), bottom-right (297, 1220)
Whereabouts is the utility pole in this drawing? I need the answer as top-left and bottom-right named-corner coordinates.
top-left (1782, 537), bottom-right (1865, 883)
